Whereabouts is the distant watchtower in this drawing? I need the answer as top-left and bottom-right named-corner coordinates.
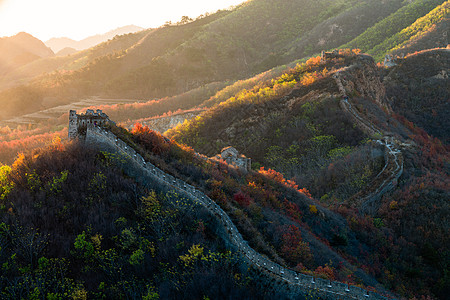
top-left (321, 49), bottom-right (344, 61)
top-left (68, 109), bottom-right (111, 140)
top-left (383, 54), bottom-right (397, 67)
top-left (214, 146), bottom-right (251, 172)
top-left (68, 110), bottom-right (78, 140)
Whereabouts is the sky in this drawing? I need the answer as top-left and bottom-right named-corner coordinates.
top-left (0, 0), bottom-right (246, 41)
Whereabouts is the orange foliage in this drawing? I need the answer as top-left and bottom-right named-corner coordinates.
top-left (306, 56), bottom-right (322, 66)
top-left (131, 123), bottom-right (170, 155)
top-left (300, 72), bottom-right (318, 85)
top-left (258, 167), bottom-right (311, 198)
top-left (0, 128), bottom-right (68, 165)
top-left (314, 264), bottom-right (336, 280)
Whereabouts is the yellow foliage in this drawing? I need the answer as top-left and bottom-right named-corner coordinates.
top-left (12, 153), bottom-right (25, 170)
top-left (309, 205), bottom-right (318, 214)
top-left (389, 201), bottom-right (398, 210)
top-left (179, 244), bottom-right (204, 267)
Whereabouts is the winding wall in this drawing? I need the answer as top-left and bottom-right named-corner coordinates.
top-left (84, 125), bottom-right (391, 300)
top-left (334, 73), bottom-right (403, 214)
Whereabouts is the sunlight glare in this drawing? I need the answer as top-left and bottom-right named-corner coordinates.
top-left (0, 0), bottom-right (246, 41)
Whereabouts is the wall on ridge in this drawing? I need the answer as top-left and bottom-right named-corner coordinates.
top-left (84, 125), bottom-right (390, 300)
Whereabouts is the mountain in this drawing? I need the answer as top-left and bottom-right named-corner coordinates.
top-left (0, 4), bottom-right (448, 296)
top-left (45, 25), bottom-right (144, 52)
top-left (166, 49), bottom-right (449, 298)
top-left (0, 32), bottom-right (54, 75)
top-left (342, 0), bottom-right (448, 60)
top-left (0, 0), bottom-right (447, 124)
top-left (55, 47), bottom-right (77, 56)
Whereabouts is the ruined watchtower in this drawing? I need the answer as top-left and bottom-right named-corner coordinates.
top-left (321, 49), bottom-right (344, 61)
top-left (214, 146), bottom-right (251, 172)
top-left (68, 109), bottom-right (111, 140)
top-left (383, 54), bottom-right (397, 67)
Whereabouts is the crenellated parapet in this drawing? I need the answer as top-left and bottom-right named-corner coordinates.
top-left (69, 109), bottom-right (112, 140)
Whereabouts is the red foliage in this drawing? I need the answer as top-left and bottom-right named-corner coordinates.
top-left (233, 191), bottom-right (253, 207)
top-left (280, 225), bottom-right (313, 264)
top-left (283, 199), bottom-right (302, 223)
top-left (314, 265), bottom-right (336, 280)
top-left (131, 123), bottom-right (170, 155)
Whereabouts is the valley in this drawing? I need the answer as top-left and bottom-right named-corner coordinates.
top-left (0, 97), bottom-right (148, 127)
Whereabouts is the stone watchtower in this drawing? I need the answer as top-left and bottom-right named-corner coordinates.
top-left (68, 109), bottom-right (111, 140)
top-left (384, 54), bottom-right (397, 67)
top-left (217, 146), bottom-right (251, 171)
top-left (68, 110), bottom-right (78, 140)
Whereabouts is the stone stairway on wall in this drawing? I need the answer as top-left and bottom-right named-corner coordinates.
top-left (333, 72), bottom-right (403, 214)
top-left (84, 125), bottom-right (392, 300)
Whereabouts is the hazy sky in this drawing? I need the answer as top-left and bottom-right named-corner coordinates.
top-left (0, 0), bottom-right (246, 41)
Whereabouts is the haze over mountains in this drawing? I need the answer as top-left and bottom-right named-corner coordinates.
top-left (45, 25), bottom-right (144, 53)
top-left (0, 32), bottom-right (54, 75)
top-left (0, 0), bottom-right (447, 122)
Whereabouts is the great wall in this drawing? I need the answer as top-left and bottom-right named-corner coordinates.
top-left (67, 118), bottom-right (394, 299)
top-left (333, 70), bottom-right (404, 214)
top-left (65, 54), bottom-right (406, 299)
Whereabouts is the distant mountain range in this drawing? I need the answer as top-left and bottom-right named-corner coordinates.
top-left (0, 32), bottom-right (54, 75)
top-left (0, 0), bottom-right (447, 122)
top-left (45, 25), bottom-right (144, 53)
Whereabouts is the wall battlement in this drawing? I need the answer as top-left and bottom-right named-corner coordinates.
top-left (69, 109), bottom-right (112, 140)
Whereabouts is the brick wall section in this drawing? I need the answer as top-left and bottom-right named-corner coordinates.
top-left (84, 125), bottom-right (392, 300)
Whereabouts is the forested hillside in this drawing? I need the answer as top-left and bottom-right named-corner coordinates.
top-left (167, 50), bottom-right (450, 298)
top-left (0, 143), bottom-right (268, 299)
top-left (384, 49), bottom-right (450, 144)
top-left (343, 0), bottom-right (448, 60)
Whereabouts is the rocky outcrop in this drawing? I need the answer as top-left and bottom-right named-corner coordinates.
top-left (336, 55), bottom-right (392, 114)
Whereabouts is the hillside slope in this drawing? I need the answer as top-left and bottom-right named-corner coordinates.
top-left (0, 32), bottom-right (54, 76)
top-left (0, 143), bottom-right (268, 299)
top-left (343, 0), bottom-right (447, 60)
top-left (167, 50), bottom-right (449, 298)
top-left (384, 48), bottom-right (450, 144)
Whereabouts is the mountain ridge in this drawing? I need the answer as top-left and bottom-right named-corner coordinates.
top-left (45, 25), bottom-right (144, 53)
top-left (0, 32), bottom-right (54, 76)
top-left (0, 0), bottom-right (447, 124)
